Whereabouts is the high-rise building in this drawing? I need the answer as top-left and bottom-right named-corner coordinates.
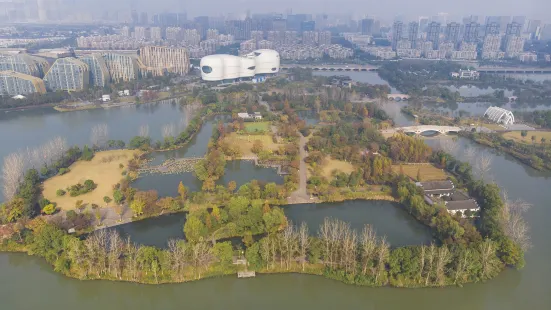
top-left (407, 22), bottom-right (419, 48)
top-left (134, 26), bottom-right (149, 40)
top-left (0, 71), bottom-right (46, 96)
top-left (207, 29), bottom-right (220, 40)
top-left (140, 12), bottom-right (148, 25)
top-left (506, 22), bottom-right (522, 36)
top-left (445, 22), bottom-right (461, 45)
top-left (318, 31), bottom-right (331, 46)
top-left (131, 9), bottom-right (139, 25)
top-left (526, 20), bottom-right (541, 34)
top-left (427, 22), bottom-right (441, 49)
top-left (79, 54), bottom-right (110, 88)
top-left (137, 46), bottom-right (190, 77)
top-left (485, 22), bottom-right (500, 36)
top-left (273, 17), bottom-right (287, 32)
top-left (302, 31), bottom-right (318, 46)
top-left (287, 14), bottom-right (310, 32)
top-left (463, 22), bottom-right (480, 43)
top-left (392, 21), bottom-right (405, 50)
top-left (103, 53), bottom-right (139, 82)
top-left (419, 17), bottom-right (429, 32)
top-left (121, 26), bottom-right (131, 37)
top-left (166, 27), bottom-right (182, 41)
top-left (505, 35), bottom-right (525, 57)
top-left (150, 27), bottom-right (163, 41)
top-left (0, 54), bottom-right (49, 78)
top-left (361, 19), bottom-right (375, 35)
top-left (301, 21), bottom-right (316, 32)
top-left (250, 30), bottom-right (264, 42)
top-left (194, 16), bottom-right (210, 39)
top-left (43, 58), bottom-right (89, 91)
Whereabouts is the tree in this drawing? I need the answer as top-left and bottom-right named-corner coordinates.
top-left (252, 140), bottom-right (264, 154)
top-left (183, 215), bottom-right (207, 243)
top-left (42, 204), bottom-right (56, 215)
top-left (103, 196), bottom-right (112, 206)
top-left (2, 152), bottom-right (25, 201)
top-left (417, 168), bottom-right (422, 182)
top-left (531, 135), bottom-right (536, 145)
top-left (228, 181), bottom-right (237, 192)
top-left (130, 199), bottom-right (145, 216)
top-left (0, 198), bottom-right (26, 223)
top-left (75, 200), bottom-right (85, 213)
top-left (113, 190), bottom-right (124, 204)
top-left (212, 241), bottom-right (233, 270)
top-left (520, 130), bottom-right (527, 138)
top-left (177, 182), bottom-right (188, 201)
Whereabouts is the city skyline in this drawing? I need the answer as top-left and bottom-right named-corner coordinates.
top-left (0, 0), bottom-right (549, 23)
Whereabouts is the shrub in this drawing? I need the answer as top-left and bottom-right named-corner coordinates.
top-left (42, 204), bottom-right (56, 215)
top-left (67, 180), bottom-right (96, 197)
top-left (58, 168), bottom-right (70, 175)
top-left (56, 189), bottom-right (66, 196)
top-left (83, 179), bottom-right (96, 191)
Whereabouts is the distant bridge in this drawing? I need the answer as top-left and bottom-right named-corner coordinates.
top-left (382, 125), bottom-right (463, 136)
top-left (477, 67), bottom-right (551, 74)
top-left (387, 94), bottom-right (410, 100)
top-left (281, 64), bottom-right (379, 72)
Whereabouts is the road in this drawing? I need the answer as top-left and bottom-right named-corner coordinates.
top-left (289, 133), bottom-right (311, 204)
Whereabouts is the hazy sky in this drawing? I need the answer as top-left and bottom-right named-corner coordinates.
top-left (120, 0), bottom-right (548, 20)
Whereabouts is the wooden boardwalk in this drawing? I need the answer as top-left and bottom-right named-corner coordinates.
top-left (138, 157), bottom-right (203, 175)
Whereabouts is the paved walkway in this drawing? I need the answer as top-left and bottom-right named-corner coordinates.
top-left (289, 134), bottom-right (315, 204)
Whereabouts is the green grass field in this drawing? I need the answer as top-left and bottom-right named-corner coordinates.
top-left (391, 164), bottom-right (447, 181)
top-left (245, 122), bottom-right (270, 133)
top-left (502, 131), bottom-right (551, 145)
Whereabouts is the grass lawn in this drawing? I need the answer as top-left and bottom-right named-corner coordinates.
top-left (223, 132), bottom-right (279, 157)
top-left (43, 149), bottom-right (139, 211)
top-left (481, 123), bottom-right (507, 131)
top-left (391, 164), bottom-right (447, 181)
top-left (321, 158), bottom-right (356, 179)
top-left (502, 130), bottom-right (551, 145)
top-left (244, 121), bottom-right (270, 133)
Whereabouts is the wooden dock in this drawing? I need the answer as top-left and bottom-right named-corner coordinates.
top-left (237, 271), bottom-right (256, 278)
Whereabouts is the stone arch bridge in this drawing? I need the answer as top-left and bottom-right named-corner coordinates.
top-left (387, 94), bottom-right (410, 100)
top-left (381, 125), bottom-right (463, 136)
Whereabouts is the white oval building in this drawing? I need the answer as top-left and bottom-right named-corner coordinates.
top-left (200, 49), bottom-right (280, 82)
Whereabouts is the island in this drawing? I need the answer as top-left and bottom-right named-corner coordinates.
top-left (0, 69), bottom-right (527, 288)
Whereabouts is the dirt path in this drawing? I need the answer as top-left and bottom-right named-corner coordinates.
top-left (289, 134), bottom-right (313, 204)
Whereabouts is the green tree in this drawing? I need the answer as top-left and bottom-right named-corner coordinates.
top-left (177, 181), bottom-right (188, 201)
top-left (30, 224), bottom-right (66, 263)
top-left (0, 198), bottom-right (26, 223)
top-left (113, 190), bottom-right (124, 204)
top-left (42, 204), bottom-right (56, 215)
top-left (417, 168), bottom-right (422, 182)
top-left (130, 199), bottom-right (145, 216)
top-left (183, 215), bottom-right (207, 243)
top-left (103, 196), bottom-right (112, 206)
top-left (520, 130), bottom-right (527, 138)
top-left (212, 241), bottom-right (234, 270)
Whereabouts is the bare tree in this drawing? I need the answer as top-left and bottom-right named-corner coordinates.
top-left (281, 222), bottom-right (298, 270)
top-left (107, 230), bottom-right (124, 279)
top-left (360, 224), bottom-right (377, 276)
top-left (139, 124), bottom-right (150, 138)
top-left (2, 152), bottom-right (26, 200)
top-left (374, 236), bottom-right (389, 284)
top-left (91, 124), bottom-right (109, 148)
top-left (434, 246), bottom-right (451, 286)
top-left (463, 146), bottom-right (476, 162)
top-left (476, 151), bottom-right (493, 179)
top-left (162, 123), bottom-right (175, 139)
top-left (479, 239), bottom-right (501, 280)
top-left (439, 138), bottom-right (459, 155)
top-left (500, 192), bottom-right (532, 251)
top-left (168, 239), bottom-right (188, 281)
top-left (298, 222), bottom-right (310, 271)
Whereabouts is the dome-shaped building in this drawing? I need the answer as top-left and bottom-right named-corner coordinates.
top-left (199, 49), bottom-right (280, 82)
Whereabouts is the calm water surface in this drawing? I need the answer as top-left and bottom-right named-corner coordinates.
top-left (1, 74), bottom-right (551, 309)
top-left (0, 99), bottom-right (189, 201)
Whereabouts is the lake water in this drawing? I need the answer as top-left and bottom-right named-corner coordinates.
top-left (313, 71), bottom-right (400, 93)
top-left (445, 85), bottom-right (514, 97)
top-left (418, 101), bottom-right (551, 118)
top-left (0, 99), bottom-right (190, 202)
top-left (2, 75), bottom-right (551, 309)
top-left (108, 200), bottom-right (432, 249)
top-left (132, 160), bottom-right (284, 196)
top-left (496, 73), bottom-right (551, 82)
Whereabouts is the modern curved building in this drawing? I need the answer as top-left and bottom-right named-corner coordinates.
top-left (200, 49), bottom-right (280, 82)
top-left (484, 106), bottom-right (515, 125)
